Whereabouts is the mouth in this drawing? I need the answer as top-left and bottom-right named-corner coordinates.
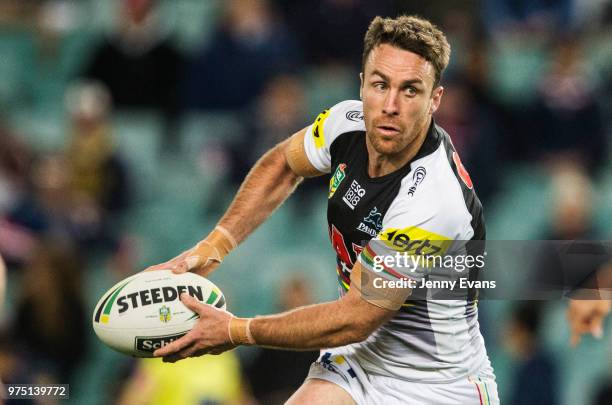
top-left (375, 124), bottom-right (401, 136)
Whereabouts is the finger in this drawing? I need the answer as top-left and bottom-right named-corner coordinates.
top-left (153, 331), bottom-right (195, 357)
top-left (172, 262), bottom-right (188, 274)
top-left (180, 293), bottom-right (206, 315)
top-left (162, 344), bottom-right (200, 363)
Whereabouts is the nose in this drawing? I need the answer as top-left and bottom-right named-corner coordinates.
top-left (382, 90), bottom-right (399, 116)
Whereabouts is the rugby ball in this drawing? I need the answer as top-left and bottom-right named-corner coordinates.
top-left (92, 270), bottom-right (226, 357)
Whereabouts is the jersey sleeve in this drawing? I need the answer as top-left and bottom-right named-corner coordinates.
top-left (303, 100), bottom-right (364, 173)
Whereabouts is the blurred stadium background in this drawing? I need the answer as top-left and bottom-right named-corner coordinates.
top-left (0, 0), bottom-right (611, 404)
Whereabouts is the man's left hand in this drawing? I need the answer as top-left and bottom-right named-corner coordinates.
top-left (154, 293), bottom-right (236, 362)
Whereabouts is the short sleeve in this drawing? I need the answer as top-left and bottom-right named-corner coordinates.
top-left (303, 100), bottom-right (365, 173)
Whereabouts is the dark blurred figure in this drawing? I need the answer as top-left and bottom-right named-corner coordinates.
top-left (592, 377), bottom-right (612, 405)
top-left (530, 38), bottom-right (607, 175)
top-left (504, 302), bottom-right (559, 405)
top-left (0, 125), bottom-right (38, 267)
top-left (12, 240), bottom-right (88, 385)
top-left (3, 82), bottom-right (131, 256)
top-left (278, 0), bottom-right (391, 68)
top-left (246, 276), bottom-right (318, 405)
top-left (183, 0), bottom-right (299, 110)
top-left (64, 81), bottom-right (131, 220)
top-left (482, 0), bottom-right (573, 35)
top-left (224, 73), bottom-right (325, 214)
top-left (530, 166), bottom-right (606, 299)
top-left (82, 0), bottom-right (182, 144)
top-left (228, 73), bottom-right (307, 185)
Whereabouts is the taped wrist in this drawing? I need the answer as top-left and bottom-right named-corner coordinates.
top-left (228, 317), bottom-right (255, 345)
top-left (189, 226), bottom-right (237, 267)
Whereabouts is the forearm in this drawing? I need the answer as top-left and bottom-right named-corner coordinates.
top-left (217, 141), bottom-right (302, 244)
top-left (246, 298), bottom-right (390, 350)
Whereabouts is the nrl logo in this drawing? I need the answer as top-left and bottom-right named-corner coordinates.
top-left (329, 163), bottom-right (347, 199)
top-left (159, 305), bottom-right (172, 323)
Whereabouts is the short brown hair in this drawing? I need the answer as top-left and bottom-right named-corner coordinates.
top-left (362, 15), bottom-right (451, 87)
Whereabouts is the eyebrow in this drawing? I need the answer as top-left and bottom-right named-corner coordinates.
top-left (370, 70), bottom-right (424, 87)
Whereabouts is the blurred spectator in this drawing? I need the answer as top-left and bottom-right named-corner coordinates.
top-left (530, 165), bottom-right (605, 298)
top-left (183, 0), bottom-right (299, 110)
top-left (64, 81), bottom-right (130, 218)
top-left (228, 73), bottom-right (307, 185)
top-left (12, 239), bottom-right (88, 385)
top-left (116, 352), bottom-right (249, 405)
top-left (503, 302), bottom-right (559, 405)
top-left (0, 125), bottom-right (38, 266)
top-left (223, 73), bottom-right (325, 213)
top-left (2, 82), bottom-right (131, 257)
top-left (530, 37), bottom-right (607, 175)
top-left (482, 0), bottom-right (573, 35)
top-left (245, 276), bottom-right (318, 404)
top-left (592, 374), bottom-right (612, 405)
top-left (279, 0), bottom-right (391, 68)
top-left (82, 0), bottom-right (183, 140)
top-left (545, 164), bottom-right (596, 240)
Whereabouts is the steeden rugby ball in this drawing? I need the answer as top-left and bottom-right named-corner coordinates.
top-left (92, 270), bottom-right (226, 357)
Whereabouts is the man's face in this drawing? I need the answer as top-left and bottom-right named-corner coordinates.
top-left (360, 44), bottom-right (443, 156)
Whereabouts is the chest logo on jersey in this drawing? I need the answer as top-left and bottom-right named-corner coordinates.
top-left (342, 180), bottom-right (366, 210)
top-left (329, 163), bottom-right (347, 198)
top-left (356, 207), bottom-right (383, 237)
top-left (408, 167), bottom-right (427, 196)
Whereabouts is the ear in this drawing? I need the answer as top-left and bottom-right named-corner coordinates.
top-left (359, 72), bottom-right (364, 100)
top-left (429, 86), bottom-right (444, 115)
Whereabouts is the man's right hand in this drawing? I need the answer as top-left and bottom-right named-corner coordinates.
top-left (144, 227), bottom-right (236, 277)
top-left (144, 247), bottom-right (221, 277)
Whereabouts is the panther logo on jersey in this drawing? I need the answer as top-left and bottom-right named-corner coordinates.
top-left (357, 207), bottom-right (383, 237)
top-left (329, 163), bottom-right (347, 198)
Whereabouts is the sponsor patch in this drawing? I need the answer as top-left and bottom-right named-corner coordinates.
top-left (408, 167), bottom-right (427, 196)
top-left (342, 180), bottom-right (366, 210)
top-left (329, 163), bottom-right (347, 198)
top-left (378, 226), bottom-right (452, 256)
top-left (135, 332), bottom-right (187, 352)
top-left (452, 152), bottom-right (473, 189)
top-left (345, 110), bottom-right (364, 122)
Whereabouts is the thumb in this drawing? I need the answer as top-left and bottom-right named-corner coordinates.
top-left (180, 293), bottom-right (204, 315)
top-left (173, 255), bottom-right (200, 274)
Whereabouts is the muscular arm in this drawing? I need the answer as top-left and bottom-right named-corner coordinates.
top-left (153, 263), bottom-right (405, 361)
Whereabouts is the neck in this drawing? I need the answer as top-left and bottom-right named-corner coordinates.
top-left (366, 117), bottom-right (431, 178)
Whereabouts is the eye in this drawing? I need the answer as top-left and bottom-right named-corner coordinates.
top-left (372, 82), bottom-right (387, 91)
top-left (405, 86), bottom-right (417, 97)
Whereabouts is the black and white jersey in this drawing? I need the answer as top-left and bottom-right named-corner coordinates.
top-left (303, 100), bottom-right (490, 382)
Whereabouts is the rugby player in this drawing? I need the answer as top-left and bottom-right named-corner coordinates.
top-left (149, 15), bottom-right (499, 404)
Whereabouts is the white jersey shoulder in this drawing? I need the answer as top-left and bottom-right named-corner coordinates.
top-left (382, 142), bottom-right (474, 243)
top-left (360, 142), bottom-right (475, 279)
top-left (304, 100), bottom-right (365, 173)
